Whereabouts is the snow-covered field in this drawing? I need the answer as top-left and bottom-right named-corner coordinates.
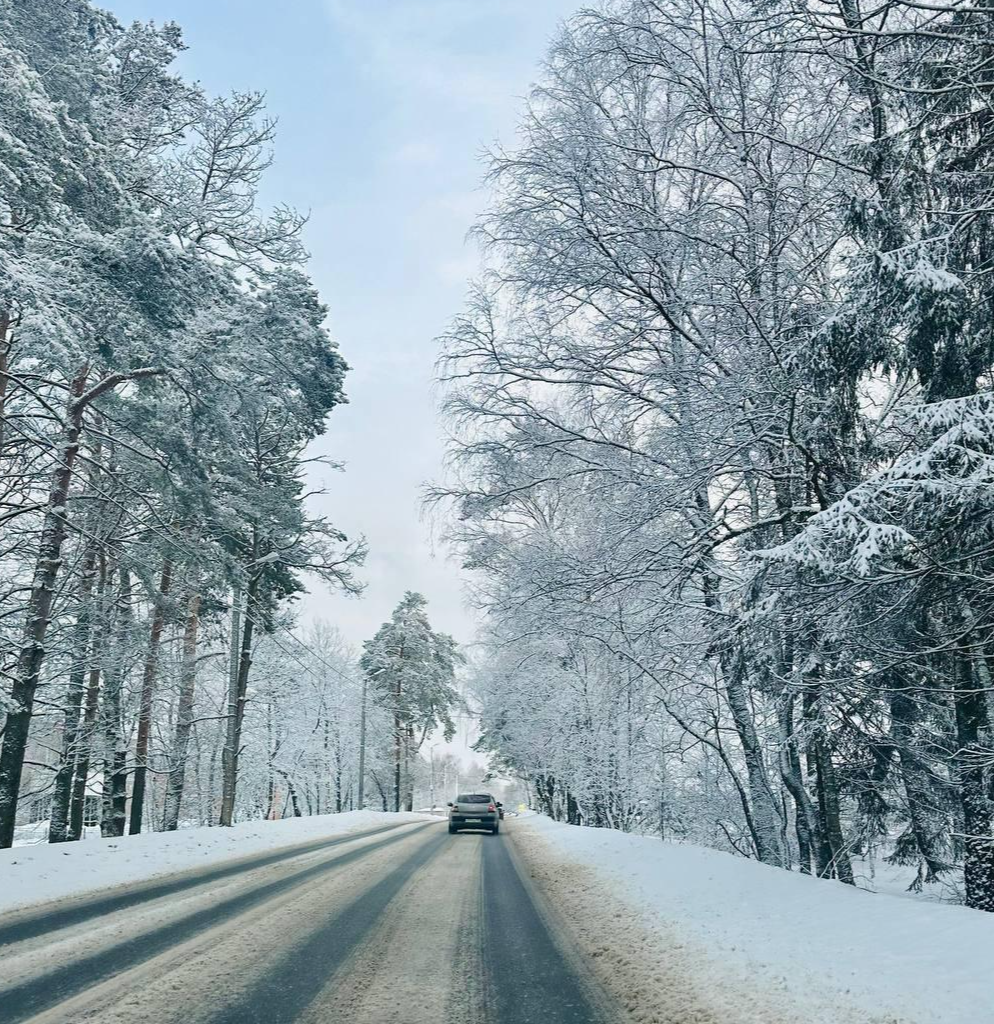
top-left (0, 811), bottom-right (433, 916)
top-left (515, 815), bottom-right (994, 1024)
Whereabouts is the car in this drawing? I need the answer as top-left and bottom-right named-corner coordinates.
top-left (447, 793), bottom-right (500, 834)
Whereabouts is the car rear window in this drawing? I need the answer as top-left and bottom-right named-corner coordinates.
top-left (456, 793), bottom-right (492, 803)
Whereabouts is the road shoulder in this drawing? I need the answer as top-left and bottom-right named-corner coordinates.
top-left (506, 818), bottom-right (892, 1024)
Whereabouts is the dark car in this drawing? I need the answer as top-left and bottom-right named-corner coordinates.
top-left (447, 793), bottom-right (500, 834)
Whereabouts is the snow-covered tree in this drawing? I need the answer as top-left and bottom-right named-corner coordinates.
top-left (360, 593), bottom-right (461, 812)
top-left (438, 0), bottom-right (994, 911)
top-left (0, 1), bottom-right (363, 847)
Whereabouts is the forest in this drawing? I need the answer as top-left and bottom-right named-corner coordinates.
top-left (437, 0), bottom-right (994, 912)
top-left (0, 2), bottom-right (467, 854)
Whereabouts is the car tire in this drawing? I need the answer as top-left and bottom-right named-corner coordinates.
top-left (448, 824), bottom-right (457, 834)
top-left (491, 825), bottom-right (499, 835)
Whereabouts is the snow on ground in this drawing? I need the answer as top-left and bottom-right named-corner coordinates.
top-left (12, 820), bottom-right (103, 846)
top-left (0, 811), bottom-right (433, 916)
top-left (850, 853), bottom-right (963, 905)
top-left (515, 815), bottom-right (994, 1024)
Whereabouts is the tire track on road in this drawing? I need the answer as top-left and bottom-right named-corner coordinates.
top-left (0, 820), bottom-right (416, 949)
top-left (6, 820), bottom-right (627, 1024)
top-left (300, 830), bottom-right (483, 1024)
top-left (481, 828), bottom-right (617, 1024)
top-left (204, 829), bottom-right (450, 1024)
top-left (0, 822), bottom-right (436, 1024)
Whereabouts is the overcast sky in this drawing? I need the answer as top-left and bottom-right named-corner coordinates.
top-left (105, 0), bottom-right (580, 658)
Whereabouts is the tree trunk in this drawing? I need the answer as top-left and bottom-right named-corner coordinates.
top-left (657, 737), bottom-right (668, 841)
top-left (334, 731), bottom-right (343, 814)
top-left (273, 768), bottom-right (302, 817)
top-left (393, 696), bottom-right (402, 813)
top-left (220, 571), bottom-right (257, 826)
top-left (265, 700), bottom-right (276, 819)
top-left (370, 770), bottom-right (388, 812)
top-left (700, 564), bottom-right (785, 867)
top-left (161, 592), bottom-right (202, 831)
top-left (890, 687), bottom-right (951, 882)
top-left (720, 645), bottom-right (786, 866)
top-left (535, 774), bottom-right (557, 818)
top-left (69, 554), bottom-right (109, 840)
top-left (206, 719), bottom-right (221, 825)
top-left (129, 557), bottom-right (173, 835)
top-left (357, 673), bottom-right (367, 809)
top-left (190, 723), bottom-right (207, 825)
top-left (953, 648), bottom-right (994, 911)
top-left (100, 567), bottom-right (132, 839)
top-left (404, 724), bottom-right (414, 812)
top-left (777, 692), bottom-right (819, 874)
top-left (48, 546), bottom-right (97, 843)
top-left (0, 308), bottom-right (13, 451)
top-left (0, 367), bottom-right (90, 848)
top-left (810, 729), bottom-right (854, 884)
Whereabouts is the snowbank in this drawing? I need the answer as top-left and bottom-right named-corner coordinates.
top-left (515, 815), bottom-right (994, 1024)
top-left (0, 810), bottom-right (433, 915)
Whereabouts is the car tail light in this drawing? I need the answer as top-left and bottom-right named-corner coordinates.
top-left (488, 803), bottom-right (496, 812)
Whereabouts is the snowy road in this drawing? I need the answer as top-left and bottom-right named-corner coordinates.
top-left (0, 819), bottom-right (616, 1024)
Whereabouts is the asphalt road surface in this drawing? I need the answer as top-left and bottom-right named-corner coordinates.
top-left (0, 820), bottom-right (618, 1024)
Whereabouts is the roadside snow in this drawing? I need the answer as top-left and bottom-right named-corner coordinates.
top-left (0, 811), bottom-right (434, 916)
top-left (515, 815), bottom-right (994, 1024)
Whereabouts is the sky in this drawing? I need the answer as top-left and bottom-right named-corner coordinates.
top-left (104, 0), bottom-right (580, 656)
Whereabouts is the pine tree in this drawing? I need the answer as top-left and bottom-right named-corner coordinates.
top-left (361, 593), bottom-right (460, 812)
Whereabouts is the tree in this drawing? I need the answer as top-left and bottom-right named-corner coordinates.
top-left (0, 2), bottom-right (363, 847)
top-left (360, 593), bottom-right (461, 812)
top-left (436, 0), bottom-right (994, 911)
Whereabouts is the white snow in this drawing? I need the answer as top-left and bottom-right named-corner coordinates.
top-left (518, 815), bottom-right (994, 1024)
top-left (0, 811), bottom-right (434, 916)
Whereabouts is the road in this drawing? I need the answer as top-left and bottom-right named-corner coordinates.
top-left (0, 819), bottom-right (618, 1024)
